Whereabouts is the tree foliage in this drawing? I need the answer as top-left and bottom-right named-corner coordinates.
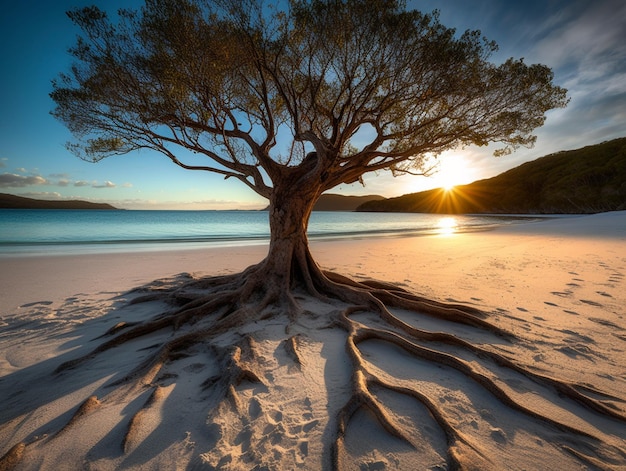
top-left (51, 0), bottom-right (568, 201)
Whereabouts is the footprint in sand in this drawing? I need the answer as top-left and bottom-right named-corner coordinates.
top-left (589, 317), bottom-right (624, 330)
top-left (560, 329), bottom-right (595, 343)
top-left (446, 298), bottom-right (464, 304)
top-left (19, 300), bottom-right (53, 308)
top-left (234, 427), bottom-right (253, 452)
top-left (302, 419), bottom-right (319, 432)
top-left (359, 460), bottom-right (388, 471)
top-left (580, 299), bottom-right (603, 307)
top-left (296, 441), bottom-right (309, 463)
top-left (544, 301), bottom-right (558, 307)
top-left (490, 428), bottom-right (507, 444)
top-left (248, 397), bottom-right (262, 419)
top-left (557, 344), bottom-right (595, 360)
top-left (596, 291), bottom-right (613, 298)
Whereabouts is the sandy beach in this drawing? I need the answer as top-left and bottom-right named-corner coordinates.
top-left (1, 211), bottom-right (625, 470)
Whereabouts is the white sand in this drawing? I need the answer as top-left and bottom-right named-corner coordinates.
top-left (0, 211), bottom-right (624, 470)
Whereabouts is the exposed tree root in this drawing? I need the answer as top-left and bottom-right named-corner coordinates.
top-left (283, 334), bottom-right (304, 370)
top-left (0, 443), bottom-right (25, 471)
top-left (123, 385), bottom-right (167, 453)
top-left (4, 262), bottom-right (626, 470)
top-left (54, 395), bottom-right (102, 437)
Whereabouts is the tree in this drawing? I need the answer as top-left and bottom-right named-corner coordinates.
top-left (51, 0), bottom-right (568, 304)
top-left (9, 0), bottom-right (618, 469)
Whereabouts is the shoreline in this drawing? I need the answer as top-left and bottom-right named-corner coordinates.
top-left (0, 211), bottom-right (549, 258)
top-left (1, 211), bottom-right (623, 318)
top-left (0, 211), bottom-right (618, 261)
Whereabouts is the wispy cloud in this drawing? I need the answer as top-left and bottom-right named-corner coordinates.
top-left (532, 1), bottom-right (626, 74)
top-left (0, 173), bottom-right (48, 188)
top-left (92, 180), bottom-right (116, 189)
top-left (528, 0), bottom-right (626, 146)
top-left (0, 168), bottom-right (127, 193)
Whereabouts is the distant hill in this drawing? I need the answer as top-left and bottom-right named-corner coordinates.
top-left (357, 137), bottom-right (626, 214)
top-left (313, 193), bottom-right (384, 211)
top-left (0, 193), bottom-right (118, 210)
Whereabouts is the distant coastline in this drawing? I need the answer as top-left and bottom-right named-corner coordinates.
top-left (0, 193), bottom-right (117, 210)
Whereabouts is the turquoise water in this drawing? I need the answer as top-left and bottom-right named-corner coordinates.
top-left (0, 210), bottom-right (537, 256)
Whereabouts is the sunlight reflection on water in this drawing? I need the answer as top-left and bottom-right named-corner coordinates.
top-left (436, 216), bottom-right (458, 236)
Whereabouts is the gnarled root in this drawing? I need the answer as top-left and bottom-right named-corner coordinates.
top-left (4, 265), bottom-right (625, 471)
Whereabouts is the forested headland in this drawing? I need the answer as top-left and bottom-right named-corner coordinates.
top-left (358, 137), bottom-right (626, 214)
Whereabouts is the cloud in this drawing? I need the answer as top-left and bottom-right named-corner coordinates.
top-left (0, 171), bottom-right (125, 192)
top-left (531, 1), bottom-right (626, 97)
top-left (0, 173), bottom-right (48, 188)
top-left (0, 159), bottom-right (6, 168)
top-left (533, 1), bottom-right (626, 71)
top-left (92, 180), bottom-right (116, 188)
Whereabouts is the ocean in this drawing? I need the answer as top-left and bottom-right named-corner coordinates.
top-left (0, 209), bottom-right (538, 256)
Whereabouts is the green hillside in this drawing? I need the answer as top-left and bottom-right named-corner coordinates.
top-left (358, 137), bottom-right (626, 214)
top-left (0, 193), bottom-right (118, 210)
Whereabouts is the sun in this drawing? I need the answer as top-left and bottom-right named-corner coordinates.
top-left (437, 173), bottom-right (458, 192)
top-left (402, 153), bottom-right (475, 196)
top-left (434, 153), bottom-right (474, 192)
top-left (441, 181), bottom-right (456, 191)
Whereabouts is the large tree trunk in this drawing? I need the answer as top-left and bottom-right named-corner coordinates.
top-left (252, 181), bottom-right (325, 300)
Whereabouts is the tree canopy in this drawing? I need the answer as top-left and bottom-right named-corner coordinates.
top-left (51, 0), bottom-right (568, 202)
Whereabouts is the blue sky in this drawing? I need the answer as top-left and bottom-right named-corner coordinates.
top-left (1, 0), bottom-right (624, 209)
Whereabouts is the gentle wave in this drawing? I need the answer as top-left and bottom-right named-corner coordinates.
top-left (0, 209), bottom-right (539, 256)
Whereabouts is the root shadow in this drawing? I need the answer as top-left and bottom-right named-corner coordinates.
top-left (1, 266), bottom-right (625, 470)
